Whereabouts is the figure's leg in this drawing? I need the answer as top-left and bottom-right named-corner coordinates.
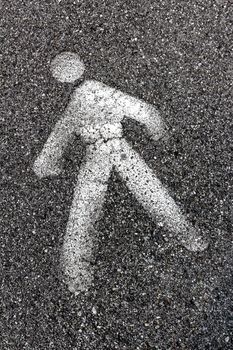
top-left (114, 139), bottom-right (208, 252)
top-left (61, 143), bottom-right (112, 294)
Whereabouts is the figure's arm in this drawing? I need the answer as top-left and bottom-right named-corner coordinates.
top-left (119, 92), bottom-right (167, 141)
top-left (33, 112), bottom-right (76, 178)
top-left (133, 103), bottom-right (167, 141)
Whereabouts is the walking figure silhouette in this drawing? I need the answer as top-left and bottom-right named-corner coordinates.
top-left (34, 52), bottom-right (208, 294)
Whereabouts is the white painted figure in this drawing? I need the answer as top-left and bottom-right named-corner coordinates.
top-left (34, 52), bottom-right (208, 294)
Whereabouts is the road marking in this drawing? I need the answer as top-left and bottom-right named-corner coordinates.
top-left (50, 52), bottom-right (85, 83)
top-left (34, 52), bottom-right (208, 294)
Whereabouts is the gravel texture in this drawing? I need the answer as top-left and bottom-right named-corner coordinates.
top-left (1, 0), bottom-right (232, 349)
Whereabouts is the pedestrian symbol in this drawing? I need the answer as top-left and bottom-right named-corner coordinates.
top-left (33, 52), bottom-right (208, 294)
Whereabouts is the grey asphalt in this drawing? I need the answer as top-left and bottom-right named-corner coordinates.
top-left (1, 1), bottom-right (232, 349)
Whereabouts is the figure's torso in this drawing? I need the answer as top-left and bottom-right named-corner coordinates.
top-left (79, 122), bottom-right (123, 143)
top-left (68, 79), bottom-right (148, 128)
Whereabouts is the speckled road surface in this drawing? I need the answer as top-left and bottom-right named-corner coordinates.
top-left (1, 1), bottom-right (232, 349)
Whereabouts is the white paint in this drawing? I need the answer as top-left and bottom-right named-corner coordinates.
top-left (50, 52), bottom-right (85, 83)
top-left (61, 141), bottom-right (112, 293)
top-left (34, 53), bottom-right (208, 294)
top-left (113, 139), bottom-right (208, 252)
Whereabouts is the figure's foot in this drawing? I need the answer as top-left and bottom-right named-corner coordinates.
top-left (182, 236), bottom-right (209, 252)
top-left (61, 257), bottom-right (94, 295)
top-left (65, 269), bottom-right (93, 295)
top-left (180, 226), bottom-right (209, 252)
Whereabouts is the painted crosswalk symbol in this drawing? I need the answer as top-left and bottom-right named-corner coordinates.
top-left (33, 52), bottom-right (208, 294)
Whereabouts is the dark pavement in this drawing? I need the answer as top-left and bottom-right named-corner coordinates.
top-left (1, 0), bottom-right (232, 349)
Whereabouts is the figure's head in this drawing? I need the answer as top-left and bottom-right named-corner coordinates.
top-left (50, 51), bottom-right (85, 83)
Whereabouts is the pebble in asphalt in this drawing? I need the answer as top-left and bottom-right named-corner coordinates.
top-left (1, 1), bottom-right (232, 349)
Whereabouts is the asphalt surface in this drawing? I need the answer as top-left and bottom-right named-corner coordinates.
top-left (1, 1), bottom-right (232, 349)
